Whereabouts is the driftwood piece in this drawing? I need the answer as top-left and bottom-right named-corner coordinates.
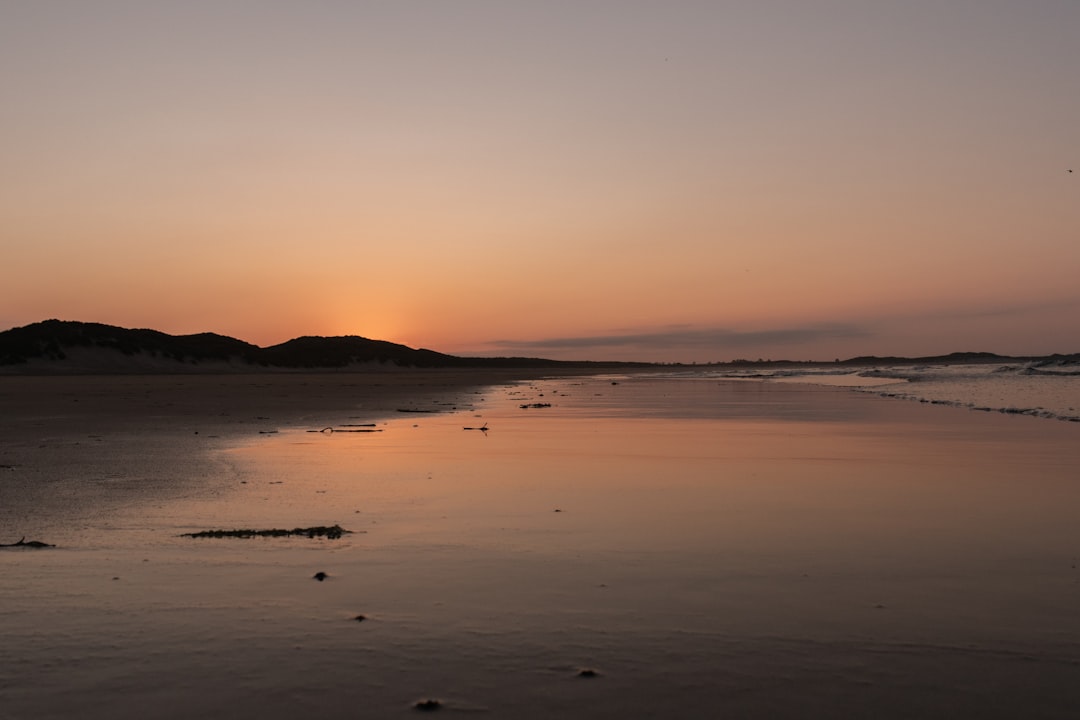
top-left (305, 426), bottom-right (383, 433)
top-left (0, 537), bottom-right (55, 548)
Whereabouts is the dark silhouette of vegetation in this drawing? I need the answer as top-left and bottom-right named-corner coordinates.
top-left (255, 334), bottom-right (456, 368)
top-left (0, 320), bottom-right (648, 371)
top-left (0, 319), bottom-right (257, 366)
top-left (2, 320), bottom-right (1076, 372)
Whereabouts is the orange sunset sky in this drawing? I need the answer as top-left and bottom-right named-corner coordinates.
top-left (2, 1), bottom-right (1077, 362)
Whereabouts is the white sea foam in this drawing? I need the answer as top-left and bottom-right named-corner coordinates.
top-left (696, 360), bottom-right (1080, 422)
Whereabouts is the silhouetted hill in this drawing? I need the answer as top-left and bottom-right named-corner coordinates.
top-left (715, 351), bottom-right (1078, 369)
top-left (837, 351), bottom-right (1012, 366)
top-left (256, 335), bottom-right (458, 368)
top-left (0, 320), bottom-right (259, 366)
top-left (5, 320), bottom-right (1072, 374)
top-left (0, 320), bottom-right (579, 372)
top-left (830, 351), bottom-right (1080, 367)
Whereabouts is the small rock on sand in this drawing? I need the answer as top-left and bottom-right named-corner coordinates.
top-left (414, 698), bottom-right (442, 711)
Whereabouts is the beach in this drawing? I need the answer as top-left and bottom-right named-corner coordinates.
top-left (0, 370), bottom-right (557, 541)
top-left (3, 370), bottom-right (1080, 718)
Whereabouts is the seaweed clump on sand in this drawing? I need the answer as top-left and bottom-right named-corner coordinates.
top-left (0, 537), bottom-right (55, 548)
top-left (180, 525), bottom-right (352, 540)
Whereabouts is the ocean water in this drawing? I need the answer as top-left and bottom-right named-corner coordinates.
top-left (3, 373), bottom-right (1080, 718)
top-left (696, 359), bottom-right (1080, 422)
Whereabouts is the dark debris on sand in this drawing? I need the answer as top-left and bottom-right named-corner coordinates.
top-left (180, 525), bottom-right (353, 540)
top-left (414, 699), bottom-right (442, 711)
top-left (0, 537), bottom-right (55, 548)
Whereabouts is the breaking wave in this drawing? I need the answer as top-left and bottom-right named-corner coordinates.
top-left (699, 360), bottom-right (1080, 423)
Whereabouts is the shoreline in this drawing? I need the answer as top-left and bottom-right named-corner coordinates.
top-left (0, 367), bottom-right (604, 436)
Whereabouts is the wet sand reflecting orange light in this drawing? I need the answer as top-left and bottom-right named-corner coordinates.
top-left (4, 375), bottom-right (1080, 718)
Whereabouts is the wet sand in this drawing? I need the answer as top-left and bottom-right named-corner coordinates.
top-left (0, 370), bottom-right (561, 540)
top-left (3, 372), bottom-right (1080, 718)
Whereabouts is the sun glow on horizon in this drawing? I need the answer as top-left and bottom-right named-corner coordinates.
top-left (2, 2), bottom-right (1078, 362)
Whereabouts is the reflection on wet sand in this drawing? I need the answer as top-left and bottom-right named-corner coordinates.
top-left (3, 374), bottom-right (1080, 718)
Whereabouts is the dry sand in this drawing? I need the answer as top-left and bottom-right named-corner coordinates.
top-left (3, 371), bottom-right (1080, 719)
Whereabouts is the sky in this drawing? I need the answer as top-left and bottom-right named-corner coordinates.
top-left (1, 0), bottom-right (1077, 363)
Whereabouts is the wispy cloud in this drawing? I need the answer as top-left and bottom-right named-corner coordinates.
top-left (928, 296), bottom-right (1080, 321)
top-left (486, 323), bottom-right (872, 354)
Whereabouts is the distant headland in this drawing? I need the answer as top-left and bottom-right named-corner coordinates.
top-left (0, 320), bottom-right (637, 373)
top-left (1, 320), bottom-right (1076, 374)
